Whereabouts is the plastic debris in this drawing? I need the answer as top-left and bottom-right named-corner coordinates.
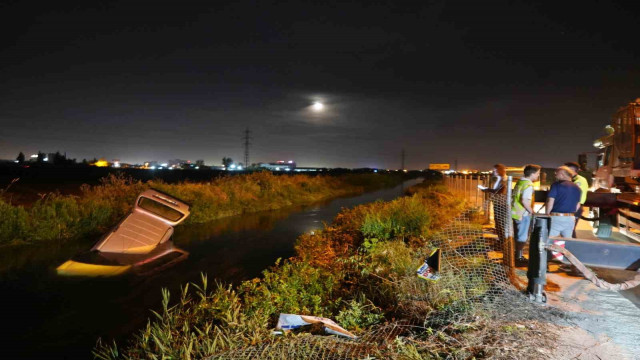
top-left (276, 314), bottom-right (357, 339)
top-left (416, 248), bottom-right (441, 281)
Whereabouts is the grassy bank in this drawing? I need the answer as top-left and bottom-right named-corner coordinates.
top-left (94, 183), bottom-right (555, 359)
top-left (0, 172), bottom-right (404, 246)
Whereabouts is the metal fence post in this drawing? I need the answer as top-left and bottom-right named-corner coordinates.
top-left (505, 176), bottom-right (513, 266)
top-left (464, 175), bottom-right (468, 201)
top-left (454, 174), bottom-right (457, 193)
top-left (527, 215), bottom-right (549, 303)
top-left (483, 175), bottom-right (490, 223)
top-left (505, 176), bottom-right (512, 237)
top-left (472, 175), bottom-right (475, 204)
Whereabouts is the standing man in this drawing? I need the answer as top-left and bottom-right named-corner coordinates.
top-left (564, 161), bottom-right (589, 237)
top-left (483, 164), bottom-right (508, 241)
top-left (546, 166), bottom-right (582, 238)
top-left (486, 164), bottom-right (507, 195)
top-left (511, 164), bottom-right (541, 263)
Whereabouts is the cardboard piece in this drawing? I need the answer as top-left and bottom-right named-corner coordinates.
top-left (416, 248), bottom-right (441, 281)
top-left (275, 313), bottom-right (357, 339)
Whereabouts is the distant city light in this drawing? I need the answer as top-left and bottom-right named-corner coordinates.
top-left (94, 160), bottom-right (109, 167)
top-left (237, 165), bottom-right (243, 170)
top-left (374, 169), bottom-right (378, 173)
top-left (229, 164), bottom-right (236, 169)
top-left (150, 166), bottom-right (156, 170)
top-left (30, 154), bottom-right (38, 158)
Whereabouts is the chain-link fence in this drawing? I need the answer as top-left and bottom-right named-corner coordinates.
top-left (209, 323), bottom-right (409, 359)
top-left (443, 174), bottom-right (490, 211)
top-left (444, 174), bottom-right (522, 287)
top-left (207, 176), bottom-right (526, 359)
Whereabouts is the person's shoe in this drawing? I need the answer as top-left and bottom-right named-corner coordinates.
top-left (515, 242), bottom-right (527, 266)
top-left (516, 256), bottom-right (528, 267)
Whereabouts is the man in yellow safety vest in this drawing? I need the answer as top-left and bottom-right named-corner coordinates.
top-left (511, 164), bottom-right (541, 264)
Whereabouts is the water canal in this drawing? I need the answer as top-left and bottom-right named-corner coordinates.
top-left (0, 178), bottom-right (423, 358)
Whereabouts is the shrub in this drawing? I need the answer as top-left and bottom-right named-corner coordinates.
top-left (95, 182), bottom-right (549, 360)
top-left (360, 195), bottom-right (432, 241)
top-left (0, 200), bottom-right (28, 244)
top-left (335, 294), bottom-right (384, 331)
top-left (240, 259), bottom-right (343, 320)
top-left (0, 173), bottom-right (404, 246)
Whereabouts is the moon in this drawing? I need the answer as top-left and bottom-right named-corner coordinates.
top-left (312, 102), bottom-right (324, 111)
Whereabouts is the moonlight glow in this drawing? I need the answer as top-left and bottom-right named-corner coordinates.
top-left (312, 102), bottom-right (324, 111)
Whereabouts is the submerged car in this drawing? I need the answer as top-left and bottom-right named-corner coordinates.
top-left (57, 189), bottom-right (190, 277)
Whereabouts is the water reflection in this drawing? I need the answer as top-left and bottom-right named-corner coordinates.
top-left (57, 241), bottom-right (189, 277)
top-left (0, 178), bottom-right (422, 358)
top-left (174, 202), bottom-right (316, 246)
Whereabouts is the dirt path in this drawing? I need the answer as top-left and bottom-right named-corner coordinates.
top-left (544, 266), bottom-right (640, 359)
top-left (549, 325), bottom-right (635, 359)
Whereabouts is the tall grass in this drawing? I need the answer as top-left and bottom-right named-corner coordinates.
top-left (0, 172), bottom-right (403, 246)
top-left (96, 181), bottom-right (551, 359)
top-left (94, 183), bottom-right (504, 359)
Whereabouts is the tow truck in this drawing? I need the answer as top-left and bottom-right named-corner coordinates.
top-left (588, 98), bottom-right (640, 242)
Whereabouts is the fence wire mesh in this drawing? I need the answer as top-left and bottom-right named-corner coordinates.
top-left (444, 174), bottom-right (516, 272)
top-left (208, 176), bottom-right (527, 360)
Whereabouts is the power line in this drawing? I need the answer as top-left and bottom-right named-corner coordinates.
top-left (243, 128), bottom-right (252, 166)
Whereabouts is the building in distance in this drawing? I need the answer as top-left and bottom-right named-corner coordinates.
top-left (259, 160), bottom-right (296, 172)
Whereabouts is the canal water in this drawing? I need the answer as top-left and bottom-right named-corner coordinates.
top-left (0, 178), bottom-right (422, 358)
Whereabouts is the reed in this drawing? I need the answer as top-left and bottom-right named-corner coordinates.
top-left (95, 182), bottom-right (543, 359)
top-left (0, 172), bottom-right (403, 246)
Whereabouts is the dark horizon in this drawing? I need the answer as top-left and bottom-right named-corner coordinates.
top-left (2, 0), bottom-right (640, 170)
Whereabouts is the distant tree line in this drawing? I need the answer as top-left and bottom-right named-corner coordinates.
top-left (15, 151), bottom-right (77, 166)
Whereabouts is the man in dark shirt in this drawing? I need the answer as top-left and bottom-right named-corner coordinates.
top-left (546, 166), bottom-right (582, 238)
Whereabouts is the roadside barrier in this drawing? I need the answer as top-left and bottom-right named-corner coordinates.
top-left (528, 216), bottom-right (640, 302)
top-left (547, 243), bottom-right (640, 290)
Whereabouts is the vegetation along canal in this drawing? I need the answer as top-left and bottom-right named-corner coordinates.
top-left (0, 178), bottom-right (423, 358)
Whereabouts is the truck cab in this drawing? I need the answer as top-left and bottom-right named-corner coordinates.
top-left (593, 131), bottom-right (614, 190)
top-left (590, 99), bottom-right (640, 241)
top-left (594, 99), bottom-right (640, 191)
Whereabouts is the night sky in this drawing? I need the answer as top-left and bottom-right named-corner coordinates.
top-left (2, 0), bottom-right (640, 169)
